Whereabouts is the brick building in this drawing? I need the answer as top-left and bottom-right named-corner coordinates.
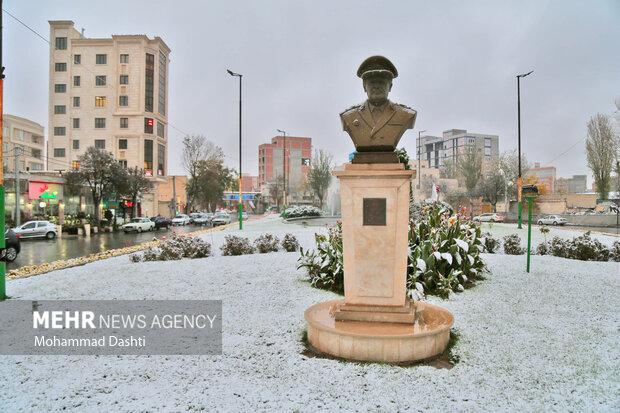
top-left (258, 135), bottom-right (312, 200)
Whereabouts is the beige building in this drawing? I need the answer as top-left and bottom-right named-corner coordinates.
top-left (2, 114), bottom-right (45, 172)
top-left (48, 20), bottom-right (170, 179)
top-left (416, 129), bottom-right (499, 169)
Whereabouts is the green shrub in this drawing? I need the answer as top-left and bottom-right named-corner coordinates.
top-left (409, 200), bottom-right (453, 221)
top-left (611, 241), bottom-right (620, 262)
top-left (254, 234), bottom-right (280, 253)
top-left (536, 241), bottom-right (550, 255)
top-left (131, 236), bottom-right (211, 262)
top-left (482, 232), bottom-right (501, 253)
top-left (281, 233), bottom-right (300, 252)
top-left (407, 204), bottom-right (487, 299)
top-left (549, 236), bottom-right (569, 258)
top-left (568, 232), bottom-right (609, 261)
top-left (283, 206), bottom-right (321, 218)
top-left (503, 234), bottom-right (525, 255)
top-left (297, 222), bottom-right (344, 293)
top-left (221, 235), bottom-right (255, 256)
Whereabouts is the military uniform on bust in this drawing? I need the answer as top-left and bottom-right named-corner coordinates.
top-left (340, 55), bottom-right (417, 163)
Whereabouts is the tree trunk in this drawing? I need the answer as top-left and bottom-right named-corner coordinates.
top-left (132, 194), bottom-right (138, 217)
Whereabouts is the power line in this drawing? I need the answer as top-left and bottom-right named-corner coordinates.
top-left (546, 135), bottom-right (587, 165)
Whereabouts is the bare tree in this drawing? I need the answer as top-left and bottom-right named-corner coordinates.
top-left (586, 114), bottom-right (615, 200)
top-left (307, 149), bottom-right (333, 209)
top-left (268, 174), bottom-right (284, 210)
top-left (457, 146), bottom-right (483, 195)
top-left (122, 167), bottom-right (153, 218)
top-left (181, 135), bottom-right (224, 210)
top-left (499, 149), bottom-right (531, 201)
top-left (478, 164), bottom-right (505, 211)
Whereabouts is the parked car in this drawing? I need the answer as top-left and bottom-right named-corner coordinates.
top-left (192, 213), bottom-right (212, 225)
top-left (122, 217), bottom-right (155, 233)
top-left (5, 228), bottom-right (20, 262)
top-left (172, 214), bottom-right (191, 226)
top-left (212, 212), bottom-right (231, 226)
top-left (189, 212), bottom-right (202, 223)
top-left (241, 212), bottom-right (248, 221)
top-left (13, 220), bottom-right (58, 239)
top-left (537, 215), bottom-right (567, 226)
top-left (473, 213), bottom-right (505, 223)
top-left (151, 216), bottom-right (172, 230)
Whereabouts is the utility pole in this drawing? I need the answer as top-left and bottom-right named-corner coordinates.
top-left (417, 130), bottom-right (426, 191)
top-left (172, 175), bottom-right (176, 216)
top-left (277, 129), bottom-right (286, 218)
top-left (1, 0), bottom-right (6, 300)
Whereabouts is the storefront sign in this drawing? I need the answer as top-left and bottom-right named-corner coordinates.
top-left (29, 182), bottom-right (63, 201)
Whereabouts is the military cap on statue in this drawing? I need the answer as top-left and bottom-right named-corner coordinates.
top-left (356, 55), bottom-right (398, 79)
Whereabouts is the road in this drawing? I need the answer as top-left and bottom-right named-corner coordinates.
top-left (7, 220), bottom-right (238, 270)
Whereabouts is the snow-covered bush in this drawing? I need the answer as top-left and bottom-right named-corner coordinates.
top-left (536, 241), bottom-right (550, 256)
top-left (482, 232), bottom-right (501, 253)
top-left (503, 234), bottom-right (525, 255)
top-left (407, 204), bottom-right (487, 299)
top-left (297, 222), bottom-right (343, 293)
top-left (568, 232), bottom-right (609, 261)
top-left (281, 233), bottom-right (300, 252)
top-left (611, 241), bottom-right (620, 262)
top-left (282, 206), bottom-right (321, 219)
top-left (549, 236), bottom-right (569, 258)
top-left (131, 236), bottom-right (211, 262)
top-left (409, 200), bottom-right (453, 222)
top-left (221, 235), bottom-right (255, 256)
top-left (254, 234), bottom-right (280, 253)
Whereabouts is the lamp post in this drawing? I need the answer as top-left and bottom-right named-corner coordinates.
top-left (522, 184), bottom-right (538, 273)
top-left (227, 69), bottom-right (243, 230)
top-left (516, 70), bottom-right (533, 229)
top-left (417, 130), bottom-right (426, 191)
top-left (277, 129), bottom-right (286, 219)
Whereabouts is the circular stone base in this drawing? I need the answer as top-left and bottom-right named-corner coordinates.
top-left (305, 299), bottom-right (454, 363)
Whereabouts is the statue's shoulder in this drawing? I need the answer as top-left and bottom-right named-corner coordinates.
top-left (394, 102), bottom-right (417, 115)
top-left (340, 102), bottom-right (364, 117)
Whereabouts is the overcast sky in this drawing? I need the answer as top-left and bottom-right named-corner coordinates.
top-left (3, 0), bottom-right (619, 181)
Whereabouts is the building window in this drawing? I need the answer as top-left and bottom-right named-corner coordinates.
top-left (119, 75), bottom-right (128, 84)
top-left (55, 37), bottom-right (67, 50)
top-left (54, 105), bottom-right (66, 114)
top-left (120, 54), bottom-right (129, 63)
top-left (484, 137), bottom-right (492, 147)
top-left (55, 63), bottom-right (67, 72)
top-left (144, 118), bottom-right (153, 134)
top-left (72, 118), bottom-right (80, 129)
top-left (145, 53), bottom-right (154, 112)
top-left (54, 84), bottom-right (66, 93)
top-left (18, 130), bottom-right (24, 141)
top-left (158, 51), bottom-right (166, 115)
top-left (95, 139), bottom-right (106, 149)
top-left (119, 96), bottom-right (128, 106)
top-left (95, 96), bottom-right (106, 107)
top-left (95, 118), bottom-right (106, 128)
top-left (157, 121), bottom-right (164, 138)
top-left (119, 160), bottom-right (127, 168)
top-left (96, 54), bottom-right (107, 64)
top-left (53, 127), bottom-right (66, 136)
top-left (95, 75), bottom-right (106, 86)
top-left (54, 148), bottom-right (66, 157)
top-left (484, 147), bottom-right (491, 156)
top-left (30, 163), bottom-right (44, 171)
top-left (74, 76), bottom-right (81, 87)
top-left (73, 96), bottom-right (80, 107)
top-left (74, 54), bottom-right (81, 64)
top-left (144, 139), bottom-right (153, 174)
top-left (73, 160), bottom-right (80, 170)
top-left (158, 144), bottom-right (165, 175)
top-left (120, 118), bottom-right (128, 129)
top-left (119, 139), bottom-right (128, 149)
top-left (73, 139), bottom-right (79, 149)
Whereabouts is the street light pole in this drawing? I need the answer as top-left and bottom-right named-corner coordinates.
top-left (277, 129), bottom-right (286, 219)
top-left (417, 130), bottom-right (426, 191)
top-left (516, 70), bottom-right (533, 229)
top-left (227, 69), bottom-right (243, 230)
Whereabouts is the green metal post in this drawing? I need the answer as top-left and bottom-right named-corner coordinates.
top-left (0, 185), bottom-right (5, 299)
top-left (283, 204), bottom-right (286, 220)
top-left (517, 200), bottom-right (522, 229)
top-left (526, 196), bottom-right (533, 273)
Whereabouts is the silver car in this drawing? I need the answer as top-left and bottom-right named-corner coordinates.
top-left (13, 220), bottom-right (58, 240)
top-left (537, 215), bottom-right (567, 226)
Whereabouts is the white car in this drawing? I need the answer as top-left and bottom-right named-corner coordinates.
top-left (211, 212), bottom-right (231, 226)
top-left (473, 213), bottom-right (505, 223)
top-left (192, 213), bottom-right (212, 225)
top-left (13, 220), bottom-right (58, 239)
top-left (122, 217), bottom-right (155, 233)
top-left (537, 215), bottom-right (567, 226)
top-left (172, 214), bottom-right (191, 225)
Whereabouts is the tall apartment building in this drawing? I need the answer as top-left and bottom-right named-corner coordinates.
top-left (556, 175), bottom-right (587, 194)
top-left (527, 162), bottom-right (556, 193)
top-left (258, 135), bottom-right (312, 190)
top-left (48, 20), bottom-right (170, 177)
top-left (416, 129), bottom-right (499, 169)
top-left (2, 114), bottom-right (45, 172)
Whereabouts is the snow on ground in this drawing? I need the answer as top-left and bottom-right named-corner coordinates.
top-left (1, 215), bottom-right (619, 412)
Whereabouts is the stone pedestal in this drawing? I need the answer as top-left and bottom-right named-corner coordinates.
top-left (333, 163), bottom-right (414, 323)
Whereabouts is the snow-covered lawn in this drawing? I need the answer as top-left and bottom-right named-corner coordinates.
top-left (1, 215), bottom-right (618, 411)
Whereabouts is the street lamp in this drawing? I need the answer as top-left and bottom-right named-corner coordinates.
top-left (277, 129), bottom-right (287, 219)
top-left (516, 70), bottom-right (533, 229)
top-left (227, 69), bottom-right (243, 230)
top-left (417, 130), bottom-right (426, 190)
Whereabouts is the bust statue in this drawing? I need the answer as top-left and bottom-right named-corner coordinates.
top-left (340, 56), bottom-right (417, 163)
